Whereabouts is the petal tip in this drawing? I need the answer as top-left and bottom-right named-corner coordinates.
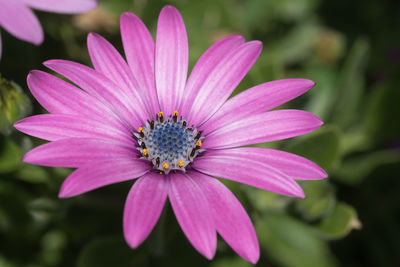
top-left (123, 229), bottom-right (145, 250)
top-left (121, 11), bottom-right (136, 20)
top-left (58, 188), bottom-right (72, 198)
top-left (320, 168), bottom-right (329, 179)
top-left (22, 151), bottom-right (34, 164)
top-left (43, 59), bottom-right (63, 68)
top-left (162, 5), bottom-right (179, 12)
top-left (249, 40), bottom-right (263, 50)
top-left (296, 188), bottom-right (306, 199)
top-left (202, 248), bottom-right (216, 260)
top-left (247, 252), bottom-right (260, 264)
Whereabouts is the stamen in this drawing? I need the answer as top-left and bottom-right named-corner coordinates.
top-left (195, 131), bottom-right (202, 139)
top-left (196, 140), bottom-right (202, 147)
top-left (158, 111), bottom-right (164, 123)
top-left (163, 162), bottom-right (169, 170)
top-left (156, 157), bottom-right (160, 167)
top-left (173, 110), bottom-right (179, 122)
top-left (178, 160), bottom-right (184, 167)
top-left (138, 126), bottom-right (144, 137)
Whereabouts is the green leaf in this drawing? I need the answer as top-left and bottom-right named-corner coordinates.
top-left (267, 19), bottom-right (320, 64)
top-left (257, 213), bottom-right (337, 267)
top-left (286, 125), bottom-right (340, 170)
top-left (211, 258), bottom-right (252, 267)
top-left (331, 38), bottom-right (369, 129)
top-left (295, 180), bottom-right (336, 221)
top-left (0, 75), bottom-right (31, 135)
top-left (0, 255), bottom-right (16, 267)
top-left (40, 230), bottom-right (67, 266)
top-left (363, 83), bottom-right (400, 145)
top-left (333, 149), bottom-right (400, 185)
top-left (318, 202), bottom-right (361, 240)
top-left (0, 137), bottom-right (22, 173)
top-left (15, 164), bottom-right (49, 184)
top-left (77, 235), bottom-right (146, 267)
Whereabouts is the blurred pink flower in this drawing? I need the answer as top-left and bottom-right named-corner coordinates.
top-left (0, 0), bottom-right (97, 59)
top-left (15, 5), bottom-right (327, 263)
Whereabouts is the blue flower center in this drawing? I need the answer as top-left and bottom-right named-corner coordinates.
top-left (135, 111), bottom-right (204, 174)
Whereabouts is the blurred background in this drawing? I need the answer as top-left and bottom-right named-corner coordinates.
top-left (0, 0), bottom-right (399, 266)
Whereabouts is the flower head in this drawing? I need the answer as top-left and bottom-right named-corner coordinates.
top-left (15, 6), bottom-right (327, 263)
top-left (0, 0), bottom-right (97, 59)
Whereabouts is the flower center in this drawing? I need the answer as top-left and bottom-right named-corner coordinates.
top-left (135, 111), bottom-right (204, 174)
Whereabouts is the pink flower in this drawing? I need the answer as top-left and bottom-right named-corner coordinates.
top-left (15, 6), bottom-right (327, 263)
top-left (0, 0), bottom-right (97, 59)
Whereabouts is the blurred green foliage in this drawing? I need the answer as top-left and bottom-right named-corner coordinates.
top-left (0, 0), bottom-right (399, 266)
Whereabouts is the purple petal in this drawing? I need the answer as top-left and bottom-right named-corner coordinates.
top-left (179, 35), bottom-right (245, 119)
top-left (23, 138), bottom-right (135, 168)
top-left (123, 172), bottom-right (168, 248)
top-left (186, 41), bottom-right (262, 127)
top-left (120, 12), bottom-right (160, 116)
top-left (155, 6), bottom-right (188, 116)
top-left (59, 158), bottom-right (150, 198)
top-left (168, 173), bottom-right (216, 259)
top-left (87, 33), bottom-right (151, 118)
top-left (44, 59), bottom-right (144, 129)
top-left (27, 70), bottom-right (126, 131)
top-left (0, 0), bottom-right (43, 45)
top-left (199, 148), bottom-right (327, 180)
top-left (203, 110), bottom-right (323, 149)
top-left (22, 0), bottom-right (97, 13)
top-left (190, 171), bottom-right (260, 264)
top-left (14, 114), bottom-right (133, 145)
top-left (201, 79), bottom-right (315, 135)
top-left (192, 151), bottom-right (305, 198)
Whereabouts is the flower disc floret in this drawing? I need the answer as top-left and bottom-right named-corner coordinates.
top-left (135, 111), bottom-right (204, 174)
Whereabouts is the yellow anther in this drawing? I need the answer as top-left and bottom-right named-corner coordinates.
top-left (178, 160), bottom-right (184, 167)
top-left (158, 111), bottom-right (164, 117)
top-left (173, 110), bottom-right (179, 116)
top-left (163, 163), bottom-right (169, 169)
top-left (138, 127), bottom-right (143, 133)
top-left (196, 140), bottom-right (202, 147)
top-left (142, 148), bottom-right (148, 156)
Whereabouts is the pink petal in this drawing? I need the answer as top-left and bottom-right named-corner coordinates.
top-left (200, 79), bottom-right (315, 135)
top-left (168, 173), bottom-right (216, 259)
top-left (14, 114), bottom-right (133, 145)
top-left (120, 12), bottom-right (160, 116)
top-left (123, 172), bottom-right (168, 248)
top-left (27, 70), bottom-right (126, 131)
top-left (179, 35), bottom-right (245, 119)
top-left (186, 41), bottom-right (262, 127)
top-left (190, 171), bottom-right (260, 263)
top-left (44, 59), bottom-right (144, 129)
top-left (192, 152), bottom-right (305, 198)
top-left (203, 110), bottom-right (323, 149)
top-left (155, 6), bottom-right (188, 116)
top-left (23, 138), bottom-right (135, 168)
top-left (0, 0), bottom-right (43, 45)
top-left (87, 33), bottom-right (150, 119)
top-left (22, 0), bottom-right (97, 14)
top-left (59, 158), bottom-right (150, 198)
top-left (200, 148), bottom-right (327, 180)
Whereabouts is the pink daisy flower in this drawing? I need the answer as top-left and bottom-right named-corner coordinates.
top-left (0, 0), bottom-right (97, 59)
top-left (15, 6), bottom-right (327, 263)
